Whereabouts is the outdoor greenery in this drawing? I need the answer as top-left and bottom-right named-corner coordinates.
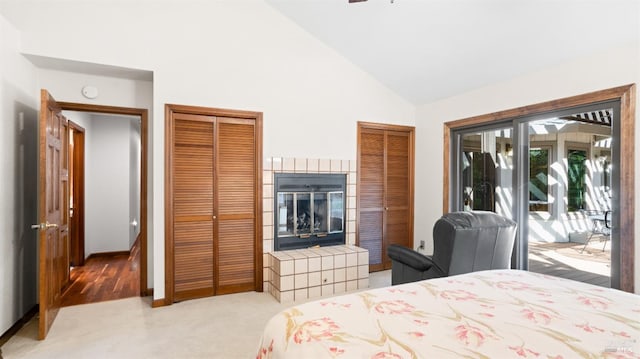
top-left (567, 149), bottom-right (587, 211)
top-left (529, 148), bottom-right (549, 212)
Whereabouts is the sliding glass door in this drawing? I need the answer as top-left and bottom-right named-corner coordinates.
top-left (450, 101), bottom-right (621, 288)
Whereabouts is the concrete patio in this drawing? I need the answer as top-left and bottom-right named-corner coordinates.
top-left (528, 236), bottom-right (611, 288)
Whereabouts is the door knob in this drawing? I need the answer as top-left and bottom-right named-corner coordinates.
top-left (31, 221), bottom-right (59, 230)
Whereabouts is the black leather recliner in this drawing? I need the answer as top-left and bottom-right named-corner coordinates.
top-left (387, 211), bottom-right (517, 285)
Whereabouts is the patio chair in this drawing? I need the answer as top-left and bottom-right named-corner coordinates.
top-left (581, 210), bottom-right (611, 253)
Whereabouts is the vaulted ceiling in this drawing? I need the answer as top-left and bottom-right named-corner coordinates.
top-left (266, 0), bottom-right (640, 104)
top-left (1, 1), bottom-right (638, 106)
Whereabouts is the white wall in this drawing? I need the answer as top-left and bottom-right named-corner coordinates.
top-left (84, 115), bottom-right (134, 255)
top-left (66, 110), bottom-right (92, 129)
top-left (37, 69), bottom-right (153, 110)
top-left (415, 42), bottom-right (640, 291)
top-left (0, 13), bottom-right (38, 335)
top-left (2, 1), bottom-right (416, 300)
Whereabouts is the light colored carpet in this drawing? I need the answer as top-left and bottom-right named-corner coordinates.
top-left (2, 270), bottom-right (391, 358)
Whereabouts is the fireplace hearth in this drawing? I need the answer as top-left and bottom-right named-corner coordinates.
top-left (274, 173), bottom-right (346, 251)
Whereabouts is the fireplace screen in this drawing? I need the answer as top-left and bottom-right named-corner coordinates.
top-left (277, 192), bottom-right (343, 237)
top-left (274, 173), bottom-right (346, 251)
top-left (329, 192), bottom-right (344, 232)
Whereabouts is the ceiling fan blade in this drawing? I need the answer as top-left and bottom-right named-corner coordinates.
top-left (349, 0), bottom-right (368, 3)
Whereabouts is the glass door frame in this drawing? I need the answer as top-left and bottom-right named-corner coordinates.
top-left (449, 100), bottom-right (622, 286)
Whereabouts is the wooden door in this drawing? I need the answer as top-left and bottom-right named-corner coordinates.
top-left (171, 113), bottom-right (215, 301)
top-left (69, 122), bottom-right (85, 267)
top-left (37, 89), bottom-right (70, 339)
top-left (215, 118), bottom-right (257, 294)
top-left (357, 123), bottom-right (414, 271)
top-left (358, 129), bottom-right (386, 271)
top-left (384, 131), bottom-right (412, 262)
top-left (166, 104), bottom-right (263, 303)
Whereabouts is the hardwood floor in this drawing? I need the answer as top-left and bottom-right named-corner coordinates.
top-left (528, 237), bottom-right (611, 288)
top-left (60, 241), bottom-right (140, 307)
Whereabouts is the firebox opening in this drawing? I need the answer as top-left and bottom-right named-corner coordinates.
top-left (274, 173), bottom-right (346, 251)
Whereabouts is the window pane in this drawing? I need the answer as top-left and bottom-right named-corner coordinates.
top-left (472, 152), bottom-right (496, 211)
top-left (313, 192), bottom-right (328, 233)
top-left (604, 160), bottom-right (611, 190)
top-left (567, 149), bottom-right (587, 211)
top-left (277, 193), bottom-right (294, 236)
top-left (329, 192), bottom-right (344, 233)
top-left (461, 151), bottom-right (496, 211)
top-left (296, 193), bottom-right (312, 234)
top-left (460, 128), bottom-right (512, 217)
top-left (529, 148), bottom-right (549, 212)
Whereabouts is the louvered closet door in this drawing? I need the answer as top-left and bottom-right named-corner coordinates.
top-left (384, 131), bottom-right (412, 268)
top-left (358, 124), bottom-right (414, 272)
top-left (358, 129), bottom-right (386, 271)
top-left (215, 117), bottom-right (256, 294)
top-left (172, 114), bottom-right (215, 301)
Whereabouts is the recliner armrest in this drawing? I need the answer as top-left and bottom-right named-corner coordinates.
top-left (387, 244), bottom-right (434, 271)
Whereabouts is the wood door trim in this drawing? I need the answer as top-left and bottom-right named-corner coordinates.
top-left (357, 121), bottom-right (415, 271)
top-left (165, 103), bottom-right (261, 119)
top-left (165, 104), bottom-right (263, 305)
top-left (172, 113), bottom-right (216, 123)
top-left (442, 84), bottom-right (635, 293)
top-left (359, 121), bottom-right (415, 132)
top-left (382, 131), bottom-right (389, 270)
top-left (68, 120), bottom-right (85, 267)
top-left (164, 105), bottom-right (174, 306)
top-left (58, 101), bottom-right (149, 297)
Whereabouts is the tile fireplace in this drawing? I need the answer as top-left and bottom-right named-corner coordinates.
top-left (262, 157), bottom-right (358, 294)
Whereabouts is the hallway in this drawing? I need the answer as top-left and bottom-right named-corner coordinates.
top-left (60, 242), bottom-right (140, 307)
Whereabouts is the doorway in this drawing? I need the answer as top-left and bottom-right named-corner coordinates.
top-left (58, 102), bottom-right (149, 305)
top-left (36, 90), bottom-right (149, 339)
top-left (444, 85), bottom-right (635, 293)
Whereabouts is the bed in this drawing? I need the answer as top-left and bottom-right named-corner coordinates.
top-left (257, 270), bottom-right (639, 358)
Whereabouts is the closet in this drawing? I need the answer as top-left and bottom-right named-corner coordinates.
top-left (357, 122), bottom-right (414, 272)
top-left (166, 105), bottom-right (262, 303)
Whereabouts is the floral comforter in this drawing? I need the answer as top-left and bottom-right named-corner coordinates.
top-left (257, 270), bottom-right (640, 358)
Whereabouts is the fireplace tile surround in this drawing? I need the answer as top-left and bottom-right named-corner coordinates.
top-left (267, 245), bottom-right (369, 303)
top-left (262, 157), bottom-right (361, 300)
